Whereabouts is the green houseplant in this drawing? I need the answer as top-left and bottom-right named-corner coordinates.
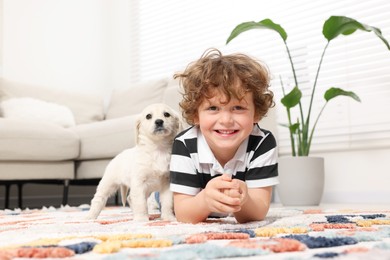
top-left (227, 16), bottom-right (390, 157)
top-left (226, 16), bottom-right (390, 205)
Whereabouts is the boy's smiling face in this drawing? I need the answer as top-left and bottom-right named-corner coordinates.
top-left (194, 88), bottom-right (259, 166)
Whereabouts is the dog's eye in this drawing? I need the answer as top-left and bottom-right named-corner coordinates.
top-left (146, 114), bottom-right (152, 120)
top-left (164, 112), bottom-right (171, 118)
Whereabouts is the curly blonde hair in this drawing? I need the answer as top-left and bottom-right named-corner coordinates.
top-left (174, 48), bottom-right (274, 125)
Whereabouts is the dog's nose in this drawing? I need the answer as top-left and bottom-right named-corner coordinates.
top-left (155, 119), bottom-right (164, 127)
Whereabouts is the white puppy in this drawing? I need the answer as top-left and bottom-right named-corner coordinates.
top-left (86, 103), bottom-right (182, 221)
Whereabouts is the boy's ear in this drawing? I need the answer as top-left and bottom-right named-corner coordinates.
top-left (254, 114), bottom-right (262, 124)
top-left (193, 116), bottom-right (199, 125)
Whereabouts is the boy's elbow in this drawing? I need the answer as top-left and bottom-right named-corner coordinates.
top-left (235, 214), bottom-right (265, 224)
top-left (175, 214), bottom-right (204, 224)
top-left (234, 206), bottom-right (269, 223)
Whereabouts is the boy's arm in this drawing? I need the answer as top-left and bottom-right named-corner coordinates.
top-left (173, 175), bottom-right (242, 223)
top-left (233, 186), bottom-right (272, 223)
top-left (173, 192), bottom-right (211, 223)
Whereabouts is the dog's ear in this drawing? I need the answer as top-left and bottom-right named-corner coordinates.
top-left (176, 116), bottom-right (186, 134)
top-left (170, 108), bottom-right (185, 134)
top-left (135, 114), bottom-right (142, 145)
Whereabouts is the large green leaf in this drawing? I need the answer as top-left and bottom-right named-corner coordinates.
top-left (289, 123), bottom-right (300, 134)
top-left (323, 16), bottom-right (390, 50)
top-left (226, 19), bottom-right (287, 44)
top-left (281, 86), bottom-right (302, 108)
top-left (279, 122), bottom-right (300, 134)
top-left (324, 87), bottom-right (361, 102)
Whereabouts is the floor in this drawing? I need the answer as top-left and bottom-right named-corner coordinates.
top-left (271, 203), bottom-right (390, 210)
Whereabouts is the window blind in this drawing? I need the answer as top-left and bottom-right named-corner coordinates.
top-left (129, 0), bottom-right (390, 154)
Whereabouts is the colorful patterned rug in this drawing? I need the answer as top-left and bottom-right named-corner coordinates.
top-left (1, 205), bottom-right (390, 259)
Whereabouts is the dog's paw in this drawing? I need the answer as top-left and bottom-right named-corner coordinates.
top-left (84, 212), bottom-right (97, 220)
top-left (85, 209), bottom-right (100, 219)
top-left (133, 215), bottom-right (150, 222)
top-left (161, 213), bottom-right (176, 222)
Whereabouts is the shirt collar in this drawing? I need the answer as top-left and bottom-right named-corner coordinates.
top-left (197, 127), bottom-right (248, 176)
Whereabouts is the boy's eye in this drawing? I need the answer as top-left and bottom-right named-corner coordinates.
top-left (207, 106), bottom-right (218, 111)
top-left (233, 106), bottom-right (245, 110)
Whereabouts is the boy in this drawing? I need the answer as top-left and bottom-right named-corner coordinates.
top-left (170, 48), bottom-right (279, 223)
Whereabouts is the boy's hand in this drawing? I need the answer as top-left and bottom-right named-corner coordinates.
top-left (220, 174), bottom-right (248, 207)
top-left (203, 174), bottom-right (241, 213)
top-left (228, 179), bottom-right (248, 206)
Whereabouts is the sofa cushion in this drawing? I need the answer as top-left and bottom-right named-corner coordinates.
top-left (72, 115), bottom-right (138, 160)
top-left (0, 161), bottom-right (74, 180)
top-left (0, 118), bottom-right (79, 161)
top-left (75, 159), bottom-right (111, 179)
top-left (105, 78), bottom-right (168, 119)
top-left (0, 78), bottom-right (104, 124)
top-left (0, 97), bottom-right (76, 127)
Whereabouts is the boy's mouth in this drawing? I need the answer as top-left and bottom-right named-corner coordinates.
top-left (215, 130), bottom-right (238, 135)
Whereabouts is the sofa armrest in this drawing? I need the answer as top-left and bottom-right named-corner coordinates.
top-left (0, 118), bottom-right (79, 161)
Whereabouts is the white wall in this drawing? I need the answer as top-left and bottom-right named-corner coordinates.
top-left (1, 0), bottom-right (131, 92)
top-left (316, 148), bottom-right (390, 204)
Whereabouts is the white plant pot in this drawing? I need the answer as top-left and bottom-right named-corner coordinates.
top-left (276, 156), bottom-right (324, 206)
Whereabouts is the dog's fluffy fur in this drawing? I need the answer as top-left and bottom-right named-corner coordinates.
top-left (86, 103), bottom-right (182, 221)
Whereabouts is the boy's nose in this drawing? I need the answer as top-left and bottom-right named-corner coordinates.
top-left (219, 111), bottom-right (234, 124)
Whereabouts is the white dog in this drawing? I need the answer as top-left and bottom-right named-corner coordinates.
top-left (86, 103), bottom-right (182, 221)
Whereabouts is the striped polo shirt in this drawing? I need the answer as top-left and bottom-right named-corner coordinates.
top-left (170, 124), bottom-right (279, 195)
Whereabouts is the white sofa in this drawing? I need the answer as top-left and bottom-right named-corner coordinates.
top-left (0, 77), bottom-right (183, 208)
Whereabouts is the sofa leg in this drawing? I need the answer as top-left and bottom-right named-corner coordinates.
top-left (115, 191), bottom-right (119, 205)
top-left (17, 182), bottom-right (23, 209)
top-left (5, 184), bottom-right (11, 209)
top-left (62, 180), bottom-right (70, 206)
